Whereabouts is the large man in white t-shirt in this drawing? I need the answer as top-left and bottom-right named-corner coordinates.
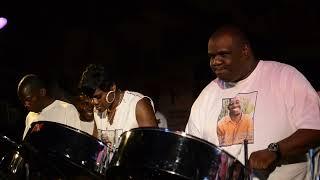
top-left (17, 74), bottom-right (83, 139)
top-left (185, 25), bottom-right (320, 179)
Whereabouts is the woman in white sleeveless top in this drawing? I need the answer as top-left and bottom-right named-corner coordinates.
top-left (78, 64), bottom-right (158, 145)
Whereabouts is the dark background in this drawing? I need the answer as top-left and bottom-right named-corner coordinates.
top-left (0, 0), bottom-right (319, 142)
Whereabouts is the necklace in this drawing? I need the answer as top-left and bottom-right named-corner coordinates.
top-left (107, 90), bottom-right (124, 125)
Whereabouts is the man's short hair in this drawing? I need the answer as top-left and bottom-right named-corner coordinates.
top-left (210, 24), bottom-right (250, 47)
top-left (17, 74), bottom-right (45, 96)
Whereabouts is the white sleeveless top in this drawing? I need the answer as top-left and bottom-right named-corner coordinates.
top-left (94, 91), bottom-right (154, 132)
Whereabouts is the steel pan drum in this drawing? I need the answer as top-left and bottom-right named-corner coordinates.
top-left (0, 135), bottom-right (28, 179)
top-left (106, 128), bottom-right (248, 180)
top-left (23, 121), bottom-right (109, 179)
top-left (0, 135), bottom-right (18, 160)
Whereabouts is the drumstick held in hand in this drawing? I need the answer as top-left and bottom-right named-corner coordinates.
top-left (244, 139), bottom-right (248, 167)
top-left (244, 139), bottom-right (250, 180)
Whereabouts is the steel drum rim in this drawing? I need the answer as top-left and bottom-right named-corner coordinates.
top-left (149, 167), bottom-right (192, 179)
top-left (0, 135), bottom-right (19, 148)
top-left (28, 121), bottom-right (104, 145)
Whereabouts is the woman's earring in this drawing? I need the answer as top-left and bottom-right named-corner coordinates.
top-left (106, 90), bottom-right (115, 103)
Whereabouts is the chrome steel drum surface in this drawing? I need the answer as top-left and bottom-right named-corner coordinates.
top-left (0, 135), bottom-right (18, 160)
top-left (0, 135), bottom-right (27, 179)
top-left (23, 121), bottom-right (109, 179)
top-left (106, 128), bottom-right (248, 180)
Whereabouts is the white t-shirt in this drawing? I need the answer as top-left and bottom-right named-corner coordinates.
top-left (185, 60), bottom-right (320, 179)
top-left (155, 111), bottom-right (168, 128)
top-left (23, 112), bottom-right (40, 139)
top-left (79, 120), bottom-right (95, 135)
top-left (23, 100), bottom-right (82, 139)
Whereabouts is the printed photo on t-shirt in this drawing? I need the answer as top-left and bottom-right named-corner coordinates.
top-left (217, 92), bottom-right (257, 147)
top-left (99, 128), bottom-right (123, 148)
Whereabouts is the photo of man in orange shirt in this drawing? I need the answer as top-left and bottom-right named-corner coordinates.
top-left (217, 96), bottom-right (254, 146)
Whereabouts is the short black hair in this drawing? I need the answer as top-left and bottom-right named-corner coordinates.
top-left (210, 24), bottom-right (250, 47)
top-left (78, 64), bottom-right (115, 97)
top-left (17, 74), bottom-right (45, 96)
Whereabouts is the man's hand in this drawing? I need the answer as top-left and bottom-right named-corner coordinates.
top-left (249, 149), bottom-right (278, 179)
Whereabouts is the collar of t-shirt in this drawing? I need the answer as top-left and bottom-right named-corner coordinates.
top-left (218, 60), bottom-right (262, 89)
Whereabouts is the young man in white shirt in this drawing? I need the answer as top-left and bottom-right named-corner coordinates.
top-left (17, 74), bottom-right (83, 139)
